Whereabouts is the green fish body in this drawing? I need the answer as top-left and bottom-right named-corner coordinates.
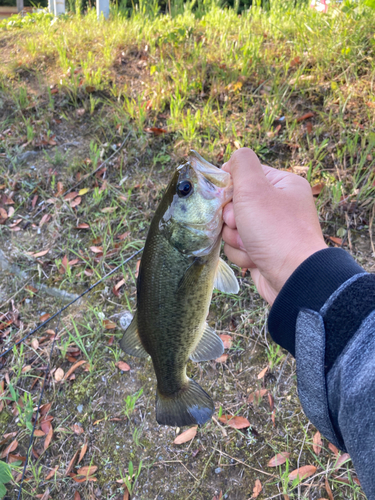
top-left (120, 151), bottom-right (239, 427)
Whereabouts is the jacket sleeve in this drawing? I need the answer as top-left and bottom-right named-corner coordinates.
top-left (268, 248), bottom-right (375, 499)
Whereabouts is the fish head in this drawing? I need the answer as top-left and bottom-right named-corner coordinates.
top-left (160, 151), bottom-right (233, 256)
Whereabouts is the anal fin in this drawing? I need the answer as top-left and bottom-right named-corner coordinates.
top-left (214, 258), bottom-right (239, 294)
top-left (119, 311), bottom-right (148, 358)
top-left (190, 323), bottom-right (224, 362)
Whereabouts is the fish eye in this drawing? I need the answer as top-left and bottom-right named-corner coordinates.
top-left (177, 180), bottom-right (193, 198)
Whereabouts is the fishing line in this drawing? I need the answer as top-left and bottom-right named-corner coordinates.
top-left (0, 247), bottom-right (143, 360)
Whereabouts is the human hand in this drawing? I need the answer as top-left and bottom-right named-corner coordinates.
top-left (222, 148), bottom-right (327, 305)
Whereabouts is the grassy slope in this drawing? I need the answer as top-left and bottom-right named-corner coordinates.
top-left (0, 2), bottom-right (374, 499)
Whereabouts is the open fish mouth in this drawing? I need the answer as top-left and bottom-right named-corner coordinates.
top-left (187, 150), bottom-right (233, 207)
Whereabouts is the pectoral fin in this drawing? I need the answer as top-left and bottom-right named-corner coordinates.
top-left (190, 323), bottom-right (224, 362)
top-left (214, 258), bottom-right (239, 294)
top-left (119, 311), bottom-right (148, 358)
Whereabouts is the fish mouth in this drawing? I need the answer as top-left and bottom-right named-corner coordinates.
top-left (188, 150), bottom-right (233, 208)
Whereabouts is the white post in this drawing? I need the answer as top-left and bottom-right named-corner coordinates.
top-left (97, 0), bottom-right (109, 19)
top-left (48, 0), bottom-right (55, 14)
top-left (16, 0), bottom-right (24, 13)
top-left (54, 0), bottom-right (65, 15)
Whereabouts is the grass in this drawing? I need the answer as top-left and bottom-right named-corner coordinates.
top-left (0, 0), bottom-right (374, 498)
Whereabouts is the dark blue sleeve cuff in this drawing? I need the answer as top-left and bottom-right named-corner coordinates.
top-left (268, 248), bottom-right (364, 358)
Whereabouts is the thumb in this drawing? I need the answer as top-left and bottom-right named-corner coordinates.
top-left (228, 148), bottom-right (270, 201)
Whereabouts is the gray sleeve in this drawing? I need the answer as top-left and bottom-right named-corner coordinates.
top-left (296, 275), bottom-right (375, 499)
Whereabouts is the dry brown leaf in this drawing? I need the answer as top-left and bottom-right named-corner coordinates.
top-left (174, 426), bottom-right (197, 444)
top-left (218, 415), bottom-right (250, 429)
top-left (123, 487), bottom-right (130, 500)
top-left (70, 197), bottom-right (81, 208)
top-left (248, 389), bottom-right (268, 403)
top-left (212, 491), bottom-right (223, 500)
top-left (45, 466), bottom-right (58, 480)
top-left (144, 127), bottom-right (168, 135)
top-left (311, 182), bottom-right (325, 196)
top-left (115, 361), bottom-right (131, 372)
top-left (76, 465), bottom-right (97, 477)
top-left (90, 246), bottom-right (103, 254)
top-left (72, 424), bottom-right (84, 435)
top-left (1, 439), bottom-right (18, 458)
top-left (76, 223), bottom-right (89, 229)
top-left (0, 208), bottom-right (7, 219)
top-left (63, 360), bottom-right (87, 380)
top-left (219, 334), bottom-right (232, 349)
top-left (54, 368), bottom-right (64, 382)
top-left (215, 353), bottom-right (228, 363)
top-left (22, 365), bottom-right (32, 373)
top-left (313, 431), bottom-right (322, 455)
top-left (34, 430), bottom-right (46, 437)
top-left (31, 338), bottom-right (39, 349)
top-left (100, 207), bottom-right (117, 213)
top-left (74, 492), bottom-right (81, 500)
top-left (40, 402), bottom-right (52, 415)
top-left (333, 453), bottom-right (351, 470)
top-left (257, 366), bottom-right (268, 379)
top-left (252, 479), bottom-right (262, 498)
top-left (328, 442), bottom-right (339, 456)
top-left (325, 477), bottom-right (334, 500)
top-left (64, 192), bottom-right (79, 201)
top-left (297, 112), bottom-right (314, 122)
top-left (40, 313), bottom-right (51, 322)
top-left (289, 465), bottom-right (317, 481)
top-left (41, 419), bottom-right (52, 435)
top-left (44, 425), bottom-right (53, 451)
top-left (267, 452), bottom-right (290, 467)
top-left (40, 488), bottom-right (50, 500)
top-left (65, 450), bottom-right (79, 475)
top-left (33, 249), bottom-right (50, 258)
top-left (103, 319), bottom-right (117, 329)
top-left (77, 108), bottom-right (85, 117)
top-left (78, 443), bottom-right (88, 464)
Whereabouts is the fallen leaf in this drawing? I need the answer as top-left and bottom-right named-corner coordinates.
top-left (328, 236), bottom-right (344, 246)
top-left (328, 443), bottom-right (339, 456)
top-left (45, 466), bottom-right (58, 480)
top-left (41, 420), bottom-right (52, 435)
top-left (290, 56), bottom-right (301, 67)
top-left (123, 487), bottom-right (130, 500)
top-left (117, 231), bottom-right (130, 240)
top-left (34, 430), bottom-right (46, 437)
top-left (252, 479), bottom-right (262, 498)
top-left (72, 424), bottom-right (84, 435)
top-left (90, 246), bottom-right (103, 254)
top-left (40, 313), bottom-right (51, 322)
top-left (7, 207), bottom-right (14, 217)
top-left (297, 112), bottom-right (314, 122)
top-left (268, 392), bottom-right (274, 410)
top-left (311, 182), bottom-right (325, 196)
top-left (64, 192), bottom-right (79, 201)
top-left (70, 474), bottom-right (97, 483)
top-left (103, 319), bottom-right (117, 330)
top-left (77, 465), bottom-right (97, 477)
top-left (174, 426), bottom-right (197, 444)
top-left (54, 368), bottom-right (64, 382)
top-left (74, 492), bottom-right (81, 500)
top-left (215, 353), bottom-right (228, 363)
top-left (144, 127), bottom-right (168, 135)
top-left (77, 108), bottom-right (85, 117)
top-left (289, 465), bottom-right (317, 481)
top-left (325, 477), bottom-right (334, 500)
top-left (0, 208), bottom-right (7, 219)
top-left (313, 431), bottom-right (322, 455)
top-left (63, 360), bottom-right (87, 380)
top-left (70, 197), bottom-right (81, 208)
top-left (257, 366), bottom-right (268, 379)
top-left (306, 121), bottom-right (313, 134)
top-left (32, 195), bottom-right (38, 209)
top-left (65, 450), bottom-right (79, 475)
top-left (33, 249), bottom-right (50, 258)
top-left (218, 415), bottom-right (250, 429)
top-left (333, 453), bottom-right (351, 470)
top-left (1, 439), bottom-right (18, 458)
top-left (40, 403), bottom-right (52, 415)
top-left (78, 188), bottom-right (90, 196)
top-left (248, 389), bottom-right (268, 403)
top-left (40, 487), bottom-right (50, 500)
top-left (78, 442), bottom-right (88, 464)
top-left (219, 334), bottom-right (232, 349)
top-left (212, 491), bottom-right (223, 500)
top-left (76, 223), bottom-right (89, 229)
top-left (115, 361), bottom-right (131, 372)
top-left (100, 207), bottom-right (117, 213)
top-left (267, 452), bottom-right (290, 467)
top-left (26, 285), bottom-right (38, 295)
top-left (44, 425), bottom-right (53, 451)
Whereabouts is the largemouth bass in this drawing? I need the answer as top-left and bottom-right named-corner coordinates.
top-left (120, 151), bottom-right (239, 427)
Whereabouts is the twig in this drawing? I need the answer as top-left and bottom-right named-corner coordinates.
top-left (0, 247), bottom-right (143, 359)
top-left (212, 448), bottom-right (275, 477)
top-left (186, 449), bottom-right (216, 499)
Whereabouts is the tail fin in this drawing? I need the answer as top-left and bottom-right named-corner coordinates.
top-left (156, 379), bottom-right (214, 427)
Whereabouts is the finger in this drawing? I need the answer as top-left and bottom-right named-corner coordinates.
top-left (223, 243), bottom-right (256, 269)
top-left (222, 202), bottom-right (236, 229)
top-left (221, 162), bottom-right (230, 173)
top-left (229, 148), bottom-right (269, 193)
top-left (222, 225), bottom-right (245, 250)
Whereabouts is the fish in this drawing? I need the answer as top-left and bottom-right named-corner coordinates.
top-left (120, 150), bottom-right (239, 427)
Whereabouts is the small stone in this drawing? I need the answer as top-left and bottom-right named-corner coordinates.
top-left (77, 404), bottom-right (83, 413)
top-left (215, 467), bottom-right (221, 474)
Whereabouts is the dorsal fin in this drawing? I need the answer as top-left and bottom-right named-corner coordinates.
top-left (190, 323), bottom-right (224, 362)
top-left (214, 258), bottom-right (239, 294)
top-left (119, 311), bottom-right (148, 358)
